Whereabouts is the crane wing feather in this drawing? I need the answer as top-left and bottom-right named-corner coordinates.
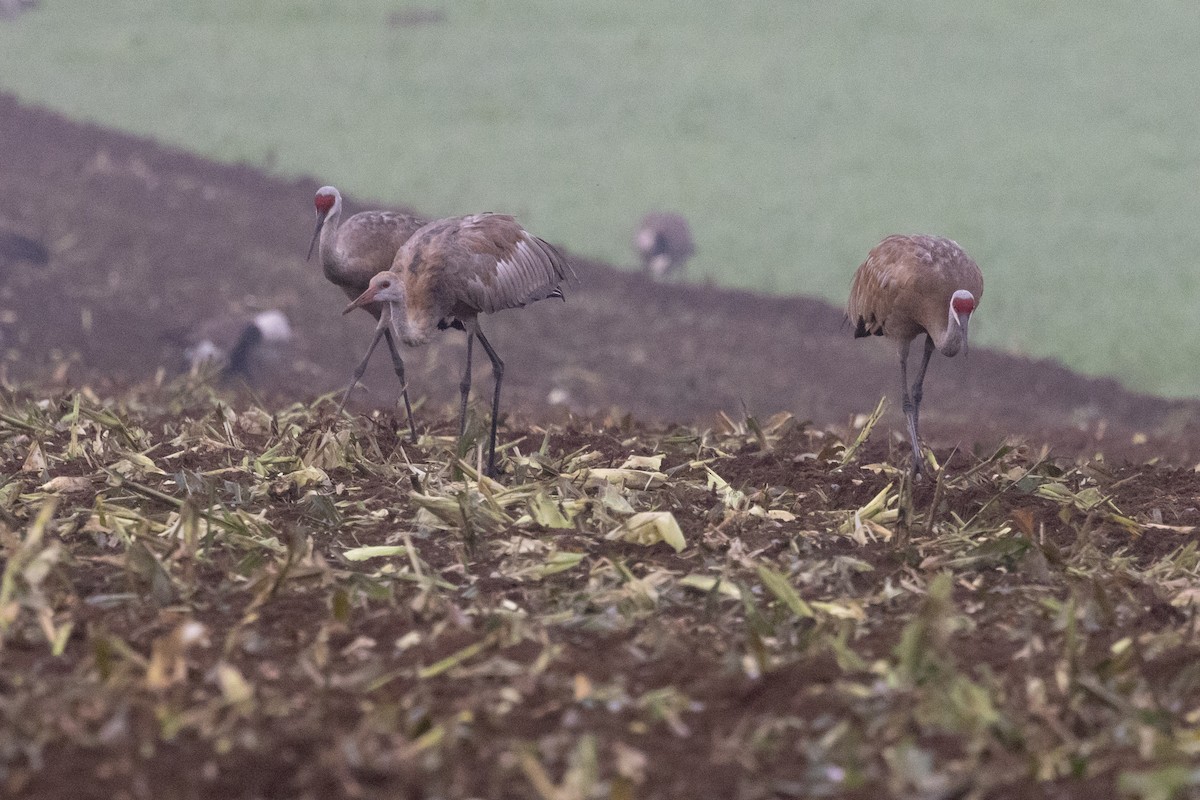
top-left (454, 216), bottom-right (575, 314)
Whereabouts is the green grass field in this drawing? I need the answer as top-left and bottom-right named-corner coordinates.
top-left (2, 1), bottom-right (1199, 396)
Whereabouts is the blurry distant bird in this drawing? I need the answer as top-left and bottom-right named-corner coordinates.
top-left (0, 0), bottom-right (39, 21)
top-left (308, 185), bottom-right (428, 438)
top-left (847, 234), bottom-right (983, 474)
top-left (185, 309), bottom-right (294, 378)
top-left (0, 230), bottom-right (49, 267)
top-left (634, 211), bottom-right (695, 280)
top-left (344, 213), bottom-right (574, 477)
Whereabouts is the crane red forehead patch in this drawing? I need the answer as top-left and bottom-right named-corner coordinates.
top-left (952, 296), bottom-right (975, 314)
top-left (315, 193), bottom-right (335, 213)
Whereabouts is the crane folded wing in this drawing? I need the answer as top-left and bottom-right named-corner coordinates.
top-left (462, 220), bottom-right (575, 314)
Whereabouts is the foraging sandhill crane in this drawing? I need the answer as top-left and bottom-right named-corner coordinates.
top-left (344, 213), bottom-right (575, 477)
top-left (184, 309), bottom-right (293, 378)
top-left (848, 234), bottom-right (983, 474)
top-left (308, 185), bottom-right (428, 439)
top-left (634, 211), bottom-right (695, 279)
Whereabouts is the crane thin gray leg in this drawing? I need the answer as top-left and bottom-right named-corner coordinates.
top-left (910, 335), bottom-right (936, 451)
top-left (898, 341), bottom-right (923, 474)
top-left (458, 332), bottom-right (474, 437)
top-left (382, 328), bottom-right (417, 444)
top-left (473, 326), bottom-right (505, 478)
top-left (337, 326), bottom-right (387, 415)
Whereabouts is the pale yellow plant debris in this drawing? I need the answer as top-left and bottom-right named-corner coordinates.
top-left (678, 574), bottom-right (742, 599)
top-left (605, 512), bottom-right (686, 552)
top-left (280, 465), bottom-right (331, 490)
top-left (411, 491), bottom-right (513, 533)
top-left (841, 396), bottom-right (886, 465)
top-left (839, 482), bottom-right (898, 542)
top-left (302, 428), bottom-right (353, 470)
top-left (493, 535), bottom-right (549, 556)
top-left (599, 483), bottom-right (636, 514)
top-left (511, 551), bottom-right (586, 581)
top-left (620, 453), bottom-right (664, 471)
top-left (523, 491), bottom-right (576, 529)
top-left (1142, 522), bottom-right (1196, 534)
top-left (20, 441), bottom-right (46, 473)
top-left (236, 408), bottom-right (273, 435)
top-left (757, 565), bottom-right (814, 619)
top-left (216, 661), bottom-right (255, 703)
top-left (343, 545), bottom-right (409, 562)
top-left (810, 600), bottom-right (867, 621)
top-left (111, 451), bottom-right (168, 477)
top-left (39, 476), bottom-right (93, 493)
top-left (571, 468), bottom-right (667, 490)
top-left (706, 467), bottom-right (747, 511)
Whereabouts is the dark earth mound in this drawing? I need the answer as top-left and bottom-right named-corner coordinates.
top-left (2, 90), bottom-right (1199, 466)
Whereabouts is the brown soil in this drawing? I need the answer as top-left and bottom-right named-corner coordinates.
top-left (3, 92), bottom-right (1199, 468)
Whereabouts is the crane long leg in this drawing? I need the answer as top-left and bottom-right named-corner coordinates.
top-left (337, 325), bottom-right (387, 416)
top-left (473, 324), bottom-right (505, 478)
top-left (898, 340), bottom-right (923, 474)
top-left (910, 335), bottom-right (936, 451)
top-left (458, 332), bottom-right (474, 438)
top-left (382, 328), bottom-right (418, 444)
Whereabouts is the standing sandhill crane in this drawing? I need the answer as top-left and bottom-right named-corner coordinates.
top-left (848, 234), bottom-right (983, 474)
top-left (307, 185), bottom-right (428, 440)
top-left (634, 211), bottom-right (695, 280)
top-left (344, 213), bottom-right (575, 477)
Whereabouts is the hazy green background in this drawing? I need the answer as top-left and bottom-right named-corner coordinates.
top-left (1, 1), bottom-right (1198, 395)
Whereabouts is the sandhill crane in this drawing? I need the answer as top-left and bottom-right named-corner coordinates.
top-left (185, 309), bottom-right (293, 378)
top-left (344, 213), bottom-right (575, 477)
top-left (634, 211), bottom-right (695, 279)
top-left (308, 185), bottom-right (428, 439)
top-left (848, 234), bottom-right (983, 474)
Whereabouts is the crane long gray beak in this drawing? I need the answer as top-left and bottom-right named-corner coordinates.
top-left (343, 285), bottom-right (379, 314)
top-left (959, 314), bottom-right (970, 358)
top-left (306, 213), bottom-right (327, 261)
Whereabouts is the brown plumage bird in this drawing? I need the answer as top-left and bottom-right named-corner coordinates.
top-left (308, 185), bottom-right (428, 439)
top-left (848, 234), bottom-right (983, 473)
top-left (344, 213), bottom-right (575, 477)
top-left (634, 211), bottom-right (695, 279)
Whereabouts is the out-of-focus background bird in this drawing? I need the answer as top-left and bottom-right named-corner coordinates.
top-left (634, 211), bottom-right (694, 280)
top-left (180, 309), bottom-right (294, 379)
